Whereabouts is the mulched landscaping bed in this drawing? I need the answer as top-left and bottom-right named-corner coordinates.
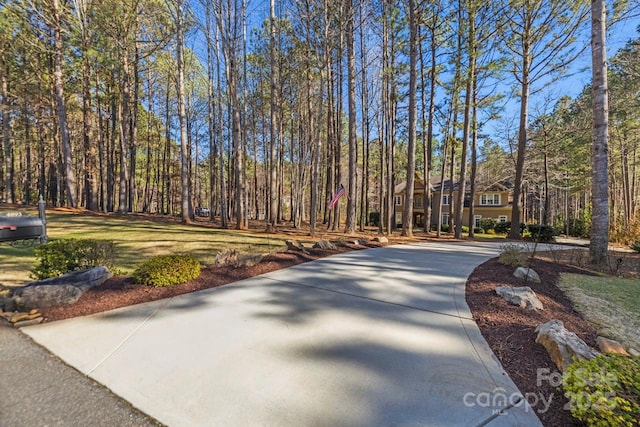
top-left (466, 257), bottom-right (599, 427)
top-left (40, 244), bottom-right (378, 322)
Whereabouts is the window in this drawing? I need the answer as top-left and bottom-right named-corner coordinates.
top-left (474, 215), bottom-right (482, 228)
top-left (498, 215), bottom-right (508, 223)
top-left (394, 195), bottom-right (402, 206)
top-left (442, 213), bottom-right (449, 225)
top-left (414, 197), bottom-right (423, 209)
top-left (480, 194), bottom-right (500, 206)
top-left (442, 194), bottom-right (450, 206)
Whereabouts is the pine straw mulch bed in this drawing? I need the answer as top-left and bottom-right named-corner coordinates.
top-left (466, 257), bottom-right (600, 427)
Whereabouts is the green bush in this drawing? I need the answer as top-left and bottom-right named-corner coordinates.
top-left (630, 241), bottom-right (640, 253)
top-left (525, 224), bottom-right (557, 243)
top-left (369, 212), bottom-right (380, 227)
top-left (461, 225), bottom-right (469, 233)
top-left (474, 227), bottom-right (485, 234)
top-left (495, 221), bottom-right (511, 234)
top-left (132, 254), bottom-right (201, 287)
top-left (479, 218), bottom-right (498, 233)
top-left (563, 354), bottom-right (640, 427)
top-left (32, 238), bottom-right (116, 279)
top-left (440, 224), bottom-right (450, 233)
top-left (498, 243), bottom-right (528, 267)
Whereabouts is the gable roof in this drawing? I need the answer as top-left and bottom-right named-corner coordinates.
top-left (395, 178), bottom-right (515, 195)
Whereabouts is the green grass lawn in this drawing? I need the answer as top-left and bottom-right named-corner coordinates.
top-left (1, 210), bottom-right (289, 287)
top-left (558, 273), bottom-right (640, 350)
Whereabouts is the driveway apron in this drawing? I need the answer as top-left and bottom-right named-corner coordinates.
top-left (24, 241), bottom-right (543, 427)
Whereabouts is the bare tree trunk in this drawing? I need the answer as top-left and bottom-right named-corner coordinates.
top-left (1, 59), bottom-right (13, 203)
top-left (454, 0), bottom-right (475, 239)
top-left (509, 44), bottom-right (530, 239)
top-left (402, 0), bottom-right (418, 237)
top-left (53, 0), bottom-right (76, 207)
top-left (359, 2), bottom-right (370, 232)
top-left (345, 0), bottom-right (357, 234)
top-left (268, 0), bottom-right (278, 231)
top-left (176, 0), bottom-right (192, 223)
top-left (590, 0), bottom-right (609, 265)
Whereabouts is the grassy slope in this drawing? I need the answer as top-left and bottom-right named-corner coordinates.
top-left (558, 273), bottom-right (640, 350)
top-left (1, 211), bottom-right (288, 286)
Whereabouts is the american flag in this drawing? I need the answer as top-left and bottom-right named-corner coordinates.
top-left (329, 184), bottom-right (345, 210)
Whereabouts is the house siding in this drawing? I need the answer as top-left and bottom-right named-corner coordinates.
top-left (395, 185), bottom-right (520, 229)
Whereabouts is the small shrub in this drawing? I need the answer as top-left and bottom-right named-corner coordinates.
top-left (474, 227), bottom-right (485, 234)
top-left (132, 254), bottom-right (201, 287)
top-left (486, 229), bottom-right (496, 235)
top-left (440, 224), bottom-right (450, 233)
top-left (461, 225), bottom-right (469, 233)
top-left (369, 212), bottom-right (380, 227)
top-left (498, 243), bottom-right (528, 267)
top-left (630, 241), bottom-right (640, 253)
top-left (525, 224), bottom-right (557, 243)
top-left (32, 238), bottom-right (116, 279)
top-left (495, 221), bottom-right (511, 234)
top-left (563, 354), bottom-right (640, 427)
top-left (479, 218), bottom-right (498, 233)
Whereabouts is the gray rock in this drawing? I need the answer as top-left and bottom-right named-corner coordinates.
top-left (629, 348), bottom-right (640, 358)
top-left (372, 236), bottom-right (388, 243)
top-left (535, 319), bottom-right (598, 371)
top-left (285, 240), bottom-right (307, 252)
top-left (213, 249), bottom-right (240, 267)
top-left (313, 240), bottom-right (338, 250)
top-left (495, 286), bottom-right (544, 310)
top-left (513, 267), bottom-right (541, 283)
top-left (232, 254), bottom-right (263, 268)
top-left (11, 267), bottom-right (112, 310)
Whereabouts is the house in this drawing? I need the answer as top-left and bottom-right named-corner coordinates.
top-left (394, 177), bottom-right (520, 230)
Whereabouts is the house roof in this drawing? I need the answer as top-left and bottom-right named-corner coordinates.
top-left (395, 177), bottom-right (514, 195)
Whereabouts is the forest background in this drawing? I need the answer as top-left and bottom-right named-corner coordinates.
top-left (1, 0), bottom-right (639, 247)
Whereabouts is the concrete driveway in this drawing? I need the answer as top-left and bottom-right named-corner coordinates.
top-left (24, 241), bottom-right (543, 427)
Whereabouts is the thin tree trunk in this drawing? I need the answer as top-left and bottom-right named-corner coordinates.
top-left (402, 0), bottom-right (418, 237)
top-left (590, 0), bottom-right (609, 265)
top-left (176, 0), bottom-right (192, 223)
top-left (53, 0), bottom-right (76, 207)
top-left (345, 0), bottom-right (357, 234)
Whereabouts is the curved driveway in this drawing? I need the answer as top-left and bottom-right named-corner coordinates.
top-left (25, 241), bottom-right (543, 427)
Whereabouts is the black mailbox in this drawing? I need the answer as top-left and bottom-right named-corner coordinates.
top-left (0, 216), bottom-right (46, 243)
top-left (0, 196), bottom-right (48, 243)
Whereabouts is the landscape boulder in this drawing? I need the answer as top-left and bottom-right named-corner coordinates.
top-left (286, 240), bottom-right (308, 253)
top-left (596, 336), bottom-right (630, 356)
top-left (11, 266), bottom-right (112, 310)
top-left (232, 253), bottom-right (263, 268)
top-left (213, 249), bottom-right (263, 268)
top-left (495, 286), bottom-right (544, 310)
top-left (372, 236), bottom-right (388, 243)
top-left (313, 240), bottom-right (338, 250)
top-left (213, 249), bottom-right (240, 267)
top-left (513, 267), bottom-right (541, 283)
top-left (535, 319), bottom-right (598, 371)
